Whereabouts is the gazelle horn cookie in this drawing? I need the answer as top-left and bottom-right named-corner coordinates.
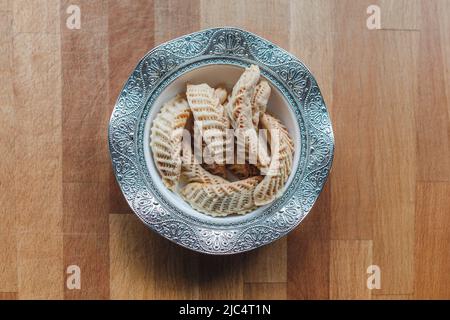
top-left (201, 87), bottom-right (231, 178)
top-left (250, 80), bottom-right (271, 128)
top-left (226, 64), bottom-right (260, 131)
top-left (181, 176), bottom-right (263, 217)
top-left (187, 83), bottom-right (227, 164)
top-left (253, 113), bottom-right (294, 206)
top-left (150, 95), bottom-right (191, 190)
top-left (226, 65), bottom-right (270, 168)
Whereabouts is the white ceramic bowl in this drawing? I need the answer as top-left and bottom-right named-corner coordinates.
top-left (143, 64), bottom-right (301, 225)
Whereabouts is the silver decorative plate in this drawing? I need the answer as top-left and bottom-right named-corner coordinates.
top-left (108, 27), bottom-right (334, 254)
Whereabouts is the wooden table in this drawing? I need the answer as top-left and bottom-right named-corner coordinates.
top-left (1, 0), bottom-right (449, 300)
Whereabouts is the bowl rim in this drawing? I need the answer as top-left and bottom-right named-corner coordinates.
top-left (108, 27), bottom-right (334, 254)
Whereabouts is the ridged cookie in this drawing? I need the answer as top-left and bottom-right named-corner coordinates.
top-left (150, 95), bottom-right (191, 190)
top-left (181, 176), bottom-right (263, 217)
top-left (253, 113), bottom-right (294, 205)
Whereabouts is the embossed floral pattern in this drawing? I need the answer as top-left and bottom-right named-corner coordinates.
top-left (234, 227), bottom-right (280, 251)
top-left (111, 117), bottom-right (136, 154)
top-left (247, 35), bottom-right (289, 65)
top-left (113, 157), bottom-right (138, 195)
top-left (154, 221), bottom-right (200, 249)
top-left (276, 63), bottom-right (309, 98)
top-left (133, 190), bottom-right (167, 222)
top-left (266, 199), bottom-right (303, 230)
top-left (299, 167), bottom-right (329, 212)
top-left (141, 52), bottom-right (178, 86)
top-left (210, 31), bottom-right (247, 56)
top-left (198, 229), bottom-right (237, 252)
top-left (308, 133), bottom-right (332, 170)
top-left (113, 74), bottom-right (145, 117)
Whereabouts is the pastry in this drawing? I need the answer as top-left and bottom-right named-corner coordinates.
top-left (150, 95), bottom-right (191, 190)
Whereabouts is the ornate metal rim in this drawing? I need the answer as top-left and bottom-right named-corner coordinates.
top-left (108, 27), bottom-right (334, 254)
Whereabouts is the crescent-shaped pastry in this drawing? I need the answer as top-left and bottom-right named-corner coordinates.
top-left (200, 87), bottom-right (231, 177)
top-left (251, 80), bottom-right (271, 128)
top-left (187, 83), bottom-right (227, 164)
top-left (181, 176), bottom-right (263, 217)
top-left (225, 65), bottom-right (270, 167)
top-left (150, 95), bottom-right (191, 190)
top-left (226, 65), bottom-right (260, 131)
top-left (253, 113), bottom-right (294, 206)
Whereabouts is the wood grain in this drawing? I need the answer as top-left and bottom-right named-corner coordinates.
top-left (244, 283), bottom-right (287, 300)
top-left (61, 0), bottom-right (110, 299)
top-left (372, 294), bottom-right (413, 300)
top-left (329, 240), bottom-right (372, 300)
top-left (287, 239), bottom-right (330, 299)
top-left (330, 0), bottom-right (376, 240)
top-left (0, 234), bottom-right (16, 292)
top-left (153, 241), bottom-right (200, 300)
top-left (109, 214), bottom-right (158, 299)
top-left (17, 232), bottom-right (63, 299)
top-left (438, 0), bottom-right (450, 120)
top-left (378, 0), bottom-right (420, 30)
top-left (0, 10), bottom-right (14, 217)
top-left (0, 7), bottom-right (17, 294)
top-left (416, 0), bottom-right (450, 181)
top-left (414, 182), bottom-right (450, 299)
top-left (0, 292), bottom-right (17, 300)
top-left (63, 234), bottom-right (109, 299)
top-left (198, 255), bottom-right (243, 300)
top-left (332, 0), bottom-right (418, 295)
top-left (155, 0), bottom-right (199, 44)
top-left (12, 0), bottom-right (63, 299)
top-left (61, 0), bottom-right (109, 183)
top-left (12, 0), bottom-right (60, 34)
top-left (1, 0), bottom-right (449, 300)
top-left (200, 0), bottom-right (290, 47)
top-left (372, 30), bottom-right (417, 295)
top-left (243, 240), bottom-right (287, 283)
top-left (289, 0), bottom-right (334, 107)
top-left (0, 0), bottom-right (10, 11)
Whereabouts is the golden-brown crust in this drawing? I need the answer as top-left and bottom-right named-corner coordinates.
top-left (181, 176), bottom-right (263, 216)
top-left (150, 95), bottom-right (191, 190)
top-left (253, 113), bottom-right (294, 205)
